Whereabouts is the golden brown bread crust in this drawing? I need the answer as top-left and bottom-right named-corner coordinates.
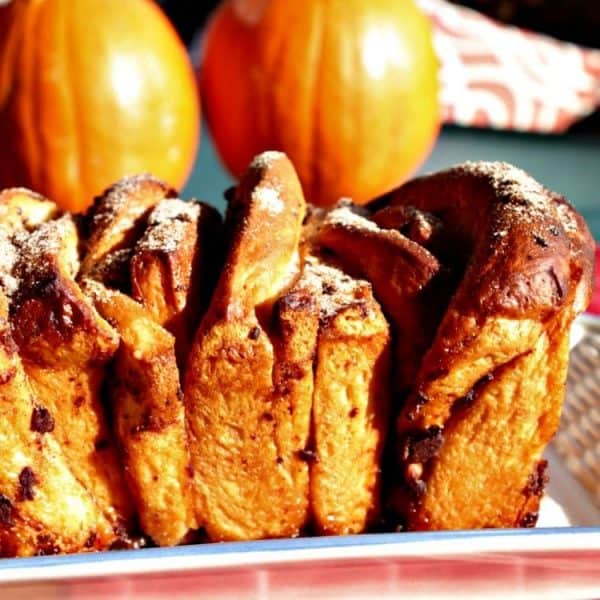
top-left (10, 216), bottom-right (133, 532)
top-left (184, 152), bottom-right (311, 541)
top-left (300, 257), bottom-right (391, 535)
top-left (0, 188), bottom-right (61, 298)
top-left (0, 157), bottom-right (594, 552)
top-left (80, 174), bottom-right (176, 282)
top-left (0, 291), bottom-right (115, 557)
top-left (184, 152), bottom-right (392, 539)
top-left (318, 203), bottom-right (443, 393)
top-left (0, 188), bottom-right (60, 234)
top-left (130, 199), bottom-right (223, 369)
top-left (85, 281), bottom-right (197, 546)
top-left (374, 162), bottom-right (594, 530)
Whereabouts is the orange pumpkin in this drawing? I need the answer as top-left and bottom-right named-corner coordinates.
top-left (0, 0), bottom-right (199, 212)
top-left (200, 0), bottom-right (440, 206)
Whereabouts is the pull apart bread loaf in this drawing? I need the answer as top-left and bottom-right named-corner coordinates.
top-left (0, 154), bottom-right (593, 557)
top-left (184, 153), bottom-right (390, 540)
top-left (318, 163), bottom-right (594, 530)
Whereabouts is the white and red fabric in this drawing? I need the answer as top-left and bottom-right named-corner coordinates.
top-left (417, 0), bottom-right (600, 133)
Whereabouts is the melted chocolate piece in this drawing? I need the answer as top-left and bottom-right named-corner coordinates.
top-left (0, 495), bottom-right (13, 527)
top-left (35, 534), bottom-right (60, 556)
top-left (524, 460), bottom-right (549, 497)
top-left (519, 511), bottom-right (539, 528)
top-left (248, 326), bottom-right (261, 340)
top-left (17, 467), bottom-right (36, 502)
top-left (30, 406), bottom-right (55, 434)
top-left (402, 426), bottom-right (444, 464)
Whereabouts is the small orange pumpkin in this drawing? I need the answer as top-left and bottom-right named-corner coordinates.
top-left (0, 0), bottom-right (200, 212)
top-left (200, 0), bottom-right (440, 206)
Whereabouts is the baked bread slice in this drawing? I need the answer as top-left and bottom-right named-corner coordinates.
top-left (300, 257), bottom-right (391, 535)
top-left (184, 152), bottom-right (312, 541)
top-left (11, 215), bottom-right (133, 531)
top-left (0, 156), bottom-right (593, 553)
top-left (317, 203), bottom-right (442, 393)
top-left (130, 198), bottom-right (222, 369)
top-left (85, 280), bottom-right (196, 546)
top-left (80, 174), bottom-right (176, 283)
top-left (0, 290), bottom-right (116, 556)
top-left (379, 163), bottom-right (594, 530)
top-left (0, 188), bottom-right (60, 233)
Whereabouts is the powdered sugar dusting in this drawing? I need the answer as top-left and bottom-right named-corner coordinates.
top-left (325, 203), bottom-right (379, 232)
top-left (0, 229), bottom-right (19, 296)
top-left (298, 256), bottom-right (371, 320)
top-left (458, 161), bottom-right (550, 215)
top-left (14, 215), bottom-right (79, 283)
top-left (87, 174), bottom-right (172, 243)
top-left (136, 199), bottom-right (200, 254)
top-left (254, 186), bottom-right (284, 215)
top-left (148, 199), bottom-right (199, 225)
top-left (249, 151), bottom-right (286, 171)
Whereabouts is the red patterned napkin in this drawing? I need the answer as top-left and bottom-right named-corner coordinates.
top-left (417, 0), bottom-right (600, 133)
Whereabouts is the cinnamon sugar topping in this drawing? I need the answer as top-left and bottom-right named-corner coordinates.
top-left (136, 199), bottom-right (200, 254)
top-left (299, 257), bottom-right (371, 320)
top-left (13, 215), bottom-right (79, 284)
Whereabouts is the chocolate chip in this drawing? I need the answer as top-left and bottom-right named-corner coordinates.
top-left (276, 456), bottom-right (284, 465)
top-left (402, 426), bottom-right (444, 464)
top-left (275, 361), bottom-right (306, 394)
top-left (17, 467), bottom-right (37, 502)
top-left (35, 534), bottom-right (60, 556)
top-left (278, 292), bottom-right (313, 312)
top-left (297, 448), bottom-right (319, 464)
top-left (262, 412), bottom-right (274, 421)
top-left (519, 512), bottom-right (538, 528)
top-left (322, 282), bottom-right (336, 295)
top-left (524, 460), bottom-right (549, 497)
top-left (30, 406), bottom-right (55, 434)
top-left (109, 533), bottom-right (148, 551)
top-left (248, 326), bottom-right (261, 340)
top-left (0, 495), bottom-right (14, 527)
top-left (348, 407), bottom-right (359, 418)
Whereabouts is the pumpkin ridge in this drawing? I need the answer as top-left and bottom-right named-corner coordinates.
top-left (63, 0), bottom-right (85, 209)
top-left (307, 0), bottom-right (327, 207)
top-left (22, 1), bottom-right (43, 189)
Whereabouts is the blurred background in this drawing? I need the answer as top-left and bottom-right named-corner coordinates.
top-left (158, 0), bottom-right (600, 50)
top-left (155, 0), bottom-right (599, 241)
